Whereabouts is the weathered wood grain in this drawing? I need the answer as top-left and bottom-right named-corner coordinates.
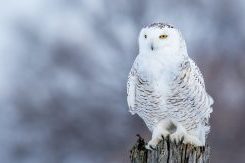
top-left (130, 135), bottom-right (210, 163)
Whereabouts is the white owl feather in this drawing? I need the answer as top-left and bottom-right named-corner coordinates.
top-left (127, 23), bottom-right (214, 149)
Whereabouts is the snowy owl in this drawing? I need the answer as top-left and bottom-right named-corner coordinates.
top-left (127, 22), bottom-right (214, 149)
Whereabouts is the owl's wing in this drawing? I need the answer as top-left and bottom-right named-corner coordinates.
top-left (127, 71), bottom-right (136, 114)
top-left (169, 59), bottom-right (214, 134)
top-left (185, 59), bottom-right (213, 133)
top-left (127, 58), bottom-right (138, 115)
top-left (189, 59), bottom-right (214, 107)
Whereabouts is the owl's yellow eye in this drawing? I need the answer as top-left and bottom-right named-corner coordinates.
top-left (144, 35), bottom-right (147, 38)
top-left (159, 35), bottom-right (168, 39)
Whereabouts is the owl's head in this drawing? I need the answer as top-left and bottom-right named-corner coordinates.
top-left (138, 23), bottom-right (186, 56)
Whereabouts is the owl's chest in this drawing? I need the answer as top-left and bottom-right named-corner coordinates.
top-left (134, 81), bottom-right (167, 130)
top-left (137, 58), bottom-right (165, 82)
top-left (134, 71), bottom-right (169, 113)
top-left (134, 55), bottom-right (176, 110)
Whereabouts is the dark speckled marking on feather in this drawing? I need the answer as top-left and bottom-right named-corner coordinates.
top-left (145, 22), bottom-right (174, 29)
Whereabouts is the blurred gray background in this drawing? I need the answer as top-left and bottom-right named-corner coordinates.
top-left (0, 0), bottom-right (244, 163)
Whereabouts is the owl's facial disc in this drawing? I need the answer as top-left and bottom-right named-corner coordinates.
top-left (139, 24), bottom-right (181, 54)
top-left (149, 34), bottom-right (168, 51)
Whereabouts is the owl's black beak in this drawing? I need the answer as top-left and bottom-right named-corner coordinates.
top-left (150, 44), bottom-right (154, 51)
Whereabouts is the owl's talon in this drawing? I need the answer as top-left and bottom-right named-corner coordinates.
top-left (145, 144), bottom-right (156, 150)
top-left (161, 135), bottom-right (165, 140)
top-left (200, 146), bottom-right (205, 152)
top-left (180, 136), bottom-right (184, 144)
top-left (150, 145), bottom-right (156, 150)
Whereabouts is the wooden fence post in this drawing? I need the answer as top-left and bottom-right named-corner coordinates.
top-left (130, 135), bottom-right (210, 163)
